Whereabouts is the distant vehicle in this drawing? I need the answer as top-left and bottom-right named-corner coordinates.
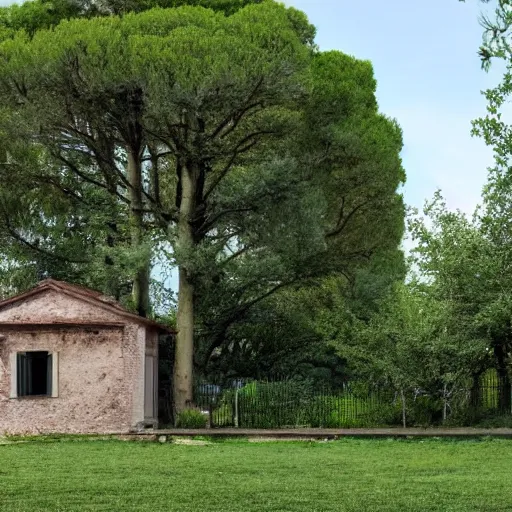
top-left (197, 384), bottom-right (221, 396)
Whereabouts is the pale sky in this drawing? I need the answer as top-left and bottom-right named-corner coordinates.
top-left (285, 0), bottom-right (499, 216)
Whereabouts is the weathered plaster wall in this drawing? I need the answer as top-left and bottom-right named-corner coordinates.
top-left (130, 326), bottom-right (146, 427)
top-left (0, 327), bottom-right (145, 435)
top-left (0, 290), bottom-right (127, 324)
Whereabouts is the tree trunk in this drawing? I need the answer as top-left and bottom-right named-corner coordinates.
top-left (400, 389), bottom-right (407, 428)
top-left (127, 148), bottom-right (150, 318)
top-left (104, 225), bottom-right (120, 300)
top-left (148, 145), bottom-right (161, 205)
top-left (442, 383), bottom-right (450, 423)
top-left (173, 163), bottom-right (197, 415)
top-left (174, 265), bottom-right (195, 414)
top-left (469, 372), bottom-right (481, 409)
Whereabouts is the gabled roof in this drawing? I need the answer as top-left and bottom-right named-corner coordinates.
top-left (0, 279), bottom-right (173, 333)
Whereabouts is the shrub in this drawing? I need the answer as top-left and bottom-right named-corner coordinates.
top-left (445, 405), bottom-right (489, 427)
top-left (307, 395), bottom-right (338, 428)
top-left (307, 395), bottom-right (400, 428)
top-left (176, 408), bottom-right (208, 429)
top-left (236, 383), bottom-right (405, 428)
top-left (237, 380), bottom-right (313, 428)
top-left (364, 401), bottom-right (402, 426)
top-left (212, 403), bottom-right (233, 427)
top-left (399, 395), bottom-right (442, 426)
top-left (474, 414), bottom-right (512, 428)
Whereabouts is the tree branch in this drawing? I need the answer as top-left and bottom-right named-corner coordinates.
top-left (221, 245), bottom-right (251, 266)
top-left (198, 207), bottom-right (254, 235)
top-left (3, 218), bottom-right (90, 264)
top-left (141, 150), bottom-right (174, 163)
top-left (326, 201), bottom-right (369, 238)
top-left (335, 197), bottom-right (346, 229)
top-left (204, 131), bottom-right (272, 200)
top-left (33, 176), bottom-right (88, 205)
top-left (209, 77), bottom-right (264, 140)
top-left (53, 151), bottom-right (132, 203)
top-left (202, 279), bottom-right (300, 367)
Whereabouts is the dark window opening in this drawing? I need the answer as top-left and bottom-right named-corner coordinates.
top-left (17, 351), bottom-right (52, 397)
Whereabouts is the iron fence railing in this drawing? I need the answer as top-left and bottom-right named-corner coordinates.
top-left (192, 372), bottom-right (512, 428)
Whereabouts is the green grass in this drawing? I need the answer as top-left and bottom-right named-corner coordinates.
top-left (2, 438), bottom-right (512, 511)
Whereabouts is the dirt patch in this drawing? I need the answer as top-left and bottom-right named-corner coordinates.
top-left (172, 438), bottom-right (212, 446)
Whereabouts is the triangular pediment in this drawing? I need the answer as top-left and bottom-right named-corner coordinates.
top-left (0, 280), bottom-right (169, 331)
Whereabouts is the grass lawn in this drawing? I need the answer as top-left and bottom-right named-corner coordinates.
top-left (2, 438), bottom-right (512, 512)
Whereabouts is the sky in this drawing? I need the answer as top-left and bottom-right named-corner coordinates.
top-left (285, 0), bottom-right (500, 217)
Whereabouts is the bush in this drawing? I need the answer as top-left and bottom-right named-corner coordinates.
top-left (236, 382), bottom-right (405, 428)
top-left (474, 414), bottom-right (512, 428)
top-left (176, 408), bottom-right (208, 429)
top-left (364, 401), bottom-right (402, 427)
top-left (407, 395), bottom-right (443, 426)
top-left (212, 403), bottom-right (233, 427)
top-left (307, 396), bottom-right (338, 428)
top-left (238, 380), bottom-right (313, 428)
top-left (307, 396), bottom-right (367, 428)
top-left (307, 394), bottom-right (402, 428)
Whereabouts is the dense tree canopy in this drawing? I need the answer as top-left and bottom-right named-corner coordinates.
top-left (0, 0), bottom-right (405, 413)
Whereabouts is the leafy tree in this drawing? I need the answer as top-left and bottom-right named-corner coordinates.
top-left (444, 0), bottom-right (512, 410)
top-left (408, 193), bottom-right (512, 409)
top-left (200, 243), bottom-right (405, 383)
top-left (0, 133), bottom-right (137, 300)
top-left (335, 278), bottom-right (485, 426)
top-left (0, 0), bottom-right (267, 38)
top-left (189, 50), bottom-right (406, 377)
top-left (202, 286), bottom-right (347, 385)
top-left (0, 2), bottom-right (405, 413)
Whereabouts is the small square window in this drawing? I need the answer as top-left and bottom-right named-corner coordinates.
top-left (17, 351), bottom-right (53, 397)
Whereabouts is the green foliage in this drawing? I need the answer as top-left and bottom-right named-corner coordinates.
top-left (201, 285), bottom-right (347, 383)
top-left (0, 0), bottom-right (267, 40)
top-left (222, 381), bottom-right (418, 428)
top-left (237, 380), bottom-right (313, 428)
top-left (175, 408), bottom-right (208, 428)
top-left (409, 190), bottom-right (512, 404)
top-left (0, 0), bottom-right (405, 395)
top-left (306, 395), bottom-right (393, 428)
top-left (363, 401), bottom-right (403, 427)
top-left (212, 403), bottom-right (233, 427)
top-left (474, 414), bottom-right (512, 429)
top-left (454, 0), bottom-right (512, 417)
top-left (331, 269), bottom-right (487, 426)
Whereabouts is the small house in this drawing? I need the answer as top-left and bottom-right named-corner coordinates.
top-left (0, 279), bottom-right (170, 435)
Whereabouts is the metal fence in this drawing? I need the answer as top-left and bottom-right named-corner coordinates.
top-left (475, 370), bottom-right (512, 413)
top-left (193, 372), bottom-right (512, 428)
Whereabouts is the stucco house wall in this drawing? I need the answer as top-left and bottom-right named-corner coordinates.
top-left (0, 280), bottom-right (166, 435)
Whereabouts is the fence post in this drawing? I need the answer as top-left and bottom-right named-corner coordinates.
top-left (234, 387), bottom-right (239, 428)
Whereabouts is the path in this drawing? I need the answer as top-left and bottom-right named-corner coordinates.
top-left (120, 427), bottom-right (512, 440)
